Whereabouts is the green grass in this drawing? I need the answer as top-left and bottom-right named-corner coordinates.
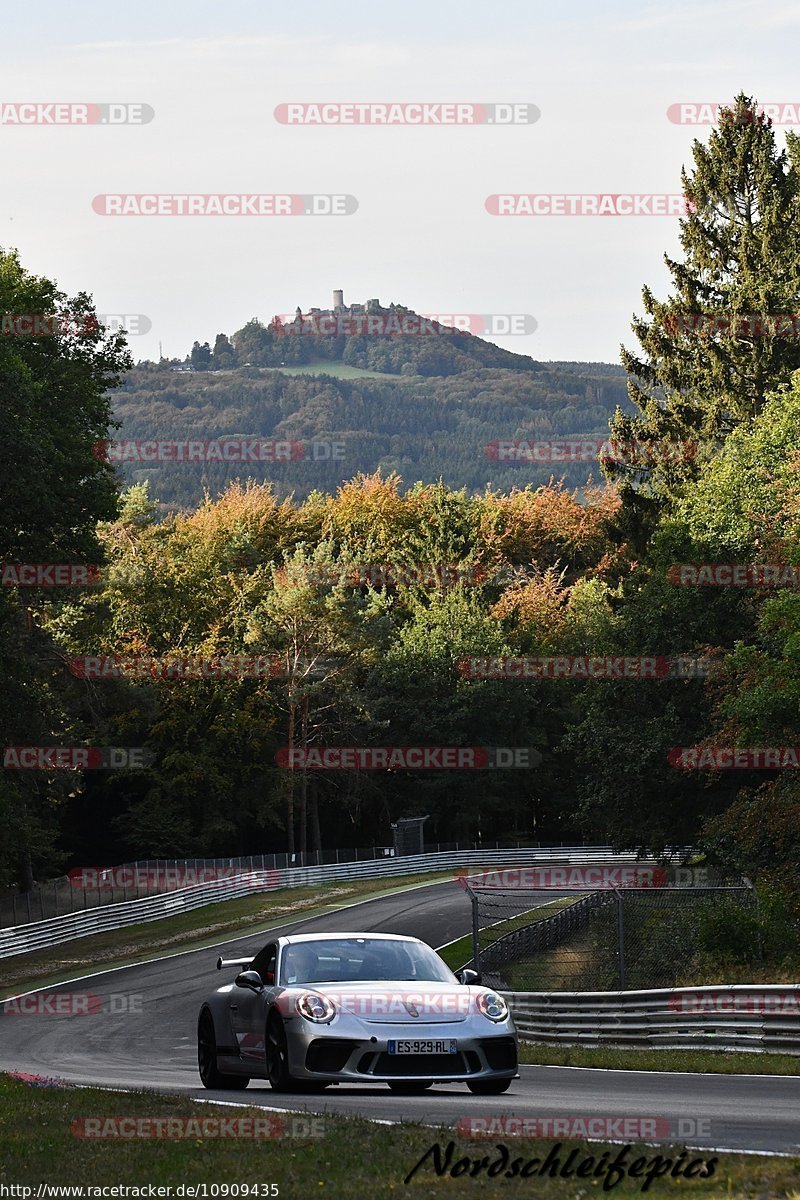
top-left (519, 1042), bottom-right (800, 1075)
top-left (438, 897), bottom-right (578, 971)
top-left (1, 1075), bottom-right (797, 1197)
top-left (0, 872), bottom-right (454, 998)
top-left (259, 361), bottom-right (410, 380)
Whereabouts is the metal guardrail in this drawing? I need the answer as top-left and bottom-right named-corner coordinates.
top-left (505, 985), bottom-right (800, 1054)
top-left (0, 847), bottom-right (643, 959)
top-left (0, 872), bottom-right (276, 961)
top-left (0, 841), bottom-right (649, 926)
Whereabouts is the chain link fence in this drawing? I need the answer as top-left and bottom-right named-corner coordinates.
top-left (462, 876), bottom-right (760, 991)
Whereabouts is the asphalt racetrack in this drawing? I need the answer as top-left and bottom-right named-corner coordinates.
top-left (1, 880), bottom-right (799, 1155)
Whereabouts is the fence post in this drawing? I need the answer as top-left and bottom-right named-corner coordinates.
top-left (469, 887), bottom-right (481, 979)
top-left (744, 878), bottom-right (763, 961)
top-left (614, 889), bottom-right (626, 989)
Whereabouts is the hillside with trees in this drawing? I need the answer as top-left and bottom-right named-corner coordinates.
top-left (3, 95), bottom-right (800, 961)
top-left (112, 352), bottom-right (633, 508)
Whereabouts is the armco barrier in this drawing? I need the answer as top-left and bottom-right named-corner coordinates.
top-left (0, 847), bottom-right (646, 959)
top-left (505, 985), bottom-right (800, 1054)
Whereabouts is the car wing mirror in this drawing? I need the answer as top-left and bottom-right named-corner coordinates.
top-left (235, 970), bottom-right (264, 991)
top-left (457, 968), bottom-right (480, 985)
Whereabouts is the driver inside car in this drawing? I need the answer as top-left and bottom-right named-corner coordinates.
top-left (282, 944), bottom-right (320, 984)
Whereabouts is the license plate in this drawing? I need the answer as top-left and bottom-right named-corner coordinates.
top-left (387, 1039), bottom-right (457, 1055)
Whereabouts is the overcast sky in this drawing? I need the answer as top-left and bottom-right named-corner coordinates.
top-left (2, 0), bottom-right (798, 364)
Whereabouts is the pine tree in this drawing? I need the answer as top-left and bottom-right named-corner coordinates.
top-left (607, 93), bottom-right (800, 525)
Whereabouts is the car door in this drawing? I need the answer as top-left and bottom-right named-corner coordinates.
top-left (229, 942), bottom-right (277, 1064)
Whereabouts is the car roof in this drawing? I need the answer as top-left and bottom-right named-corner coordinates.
top-left (279, 932), bottom-right (424, 947)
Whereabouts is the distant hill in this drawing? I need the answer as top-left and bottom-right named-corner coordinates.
top-left (111, 301), bottom-right (633, 509)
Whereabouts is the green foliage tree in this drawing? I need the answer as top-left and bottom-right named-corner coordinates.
top-left (0, 247), bottom-right (131, 888)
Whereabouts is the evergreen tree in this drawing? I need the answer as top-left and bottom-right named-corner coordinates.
top-left (607, 93), bottom-right (800, 535)
top-left (212, 332), bottom-right (236, 369)
top-left (190, 340), bottom-right (212, 371)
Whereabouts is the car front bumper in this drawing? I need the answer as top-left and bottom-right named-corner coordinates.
top-left (284, 1017), bottom-right (518, 1083)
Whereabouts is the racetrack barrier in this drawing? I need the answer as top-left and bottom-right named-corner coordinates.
top-left (505, 984), bottom-right (800, 1055)
top-left (0, 847), bottom-right (654, 958)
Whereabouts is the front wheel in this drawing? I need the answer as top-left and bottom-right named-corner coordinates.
top-left (198, 1011), bottom-right (250, 1090)
top-left (467, 1078), bottom-right (512, 1095)
top-left (388, 1080), bottom-right (433, 1093)
top-left (266, 1013), bottom-right (294, 1091)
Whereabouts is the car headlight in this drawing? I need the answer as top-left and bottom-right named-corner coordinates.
top-left (296, 992), bottom-right (336, 1023)
top-left (476, 991), bottom-right (509, 1022)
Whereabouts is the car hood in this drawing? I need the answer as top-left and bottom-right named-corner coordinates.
top-left (296, 981), bottom-right (480, 1024)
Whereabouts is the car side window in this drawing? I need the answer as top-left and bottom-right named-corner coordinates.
top-left (251, 942), bottom-right (277, 985)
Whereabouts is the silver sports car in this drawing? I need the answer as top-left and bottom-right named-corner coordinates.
top-left (197, 932), bottom-right (517, 1093)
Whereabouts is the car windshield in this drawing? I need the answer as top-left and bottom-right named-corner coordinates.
top-left (279, 937), bottom-right (455, 985)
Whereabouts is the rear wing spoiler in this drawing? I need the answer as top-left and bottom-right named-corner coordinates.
top-left (217, 956), bottom-right (251, 971)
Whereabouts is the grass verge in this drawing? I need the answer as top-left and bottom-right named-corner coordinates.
top-left (438, 897), bottom-right (577, 970)
top-left (1, 1075), bottom-right (798, 1198)
top-left (519, 1042), bottom-right (800, 1075)
top-left (0, 872), bottom-right (453, 998)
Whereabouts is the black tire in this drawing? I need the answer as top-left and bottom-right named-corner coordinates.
top-left (197, 1010), bottom-right (250, 1090)
top-left (387, 1081), bottom-right (434, 1093)
top-left (266, 1013), bottom-right (294, 1092)
top-left (467, 1078), bottom-right (512, 1095)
